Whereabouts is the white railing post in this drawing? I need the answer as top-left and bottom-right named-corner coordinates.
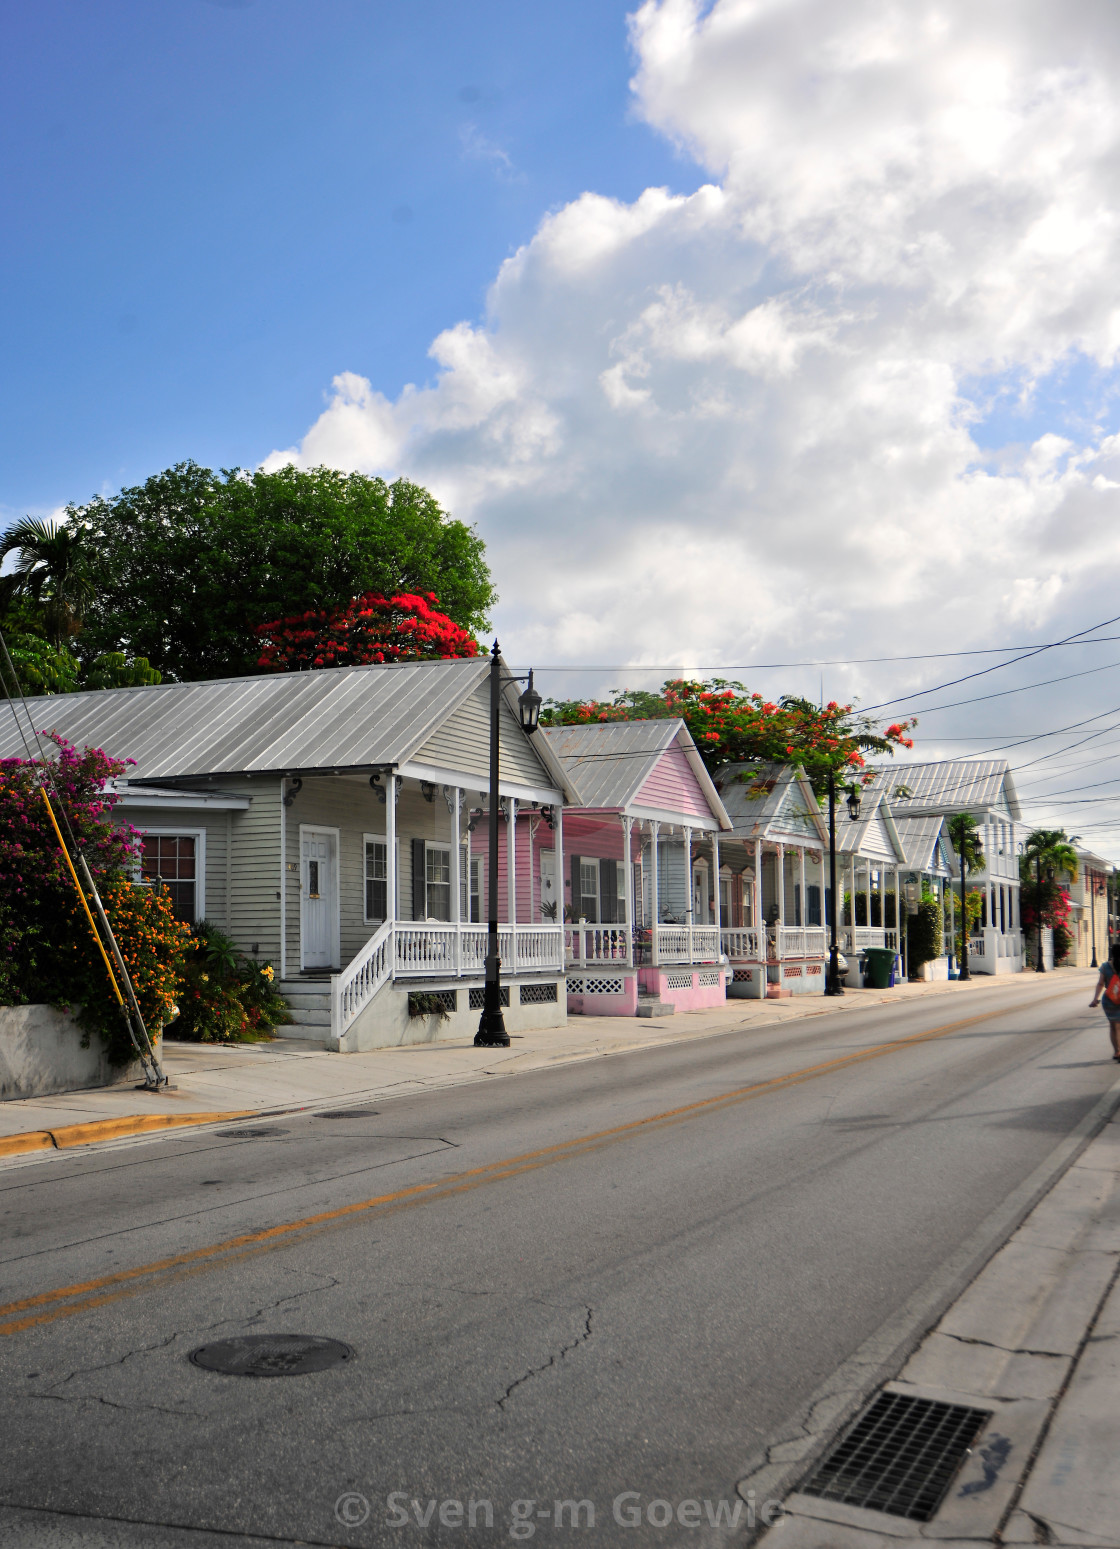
top-left (507, 797), bottom-right (518, 977)
top-left (330, 974), bottom-right (342, 1043)
top-left (650, 819), bottom-right (660, 966)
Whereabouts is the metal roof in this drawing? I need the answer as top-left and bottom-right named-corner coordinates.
top-left (879, 760), bottom-right (1021, 820)
top-left (541, 719), bottom-right (729, 826)
top-left (0, 659), bottom-right (499, 781)
top-left (891, 815), bottom-right (952, 873)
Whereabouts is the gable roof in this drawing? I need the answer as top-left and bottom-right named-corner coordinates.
top-left (0, 659), bottom-right (568, 795)
top-left (713, 761), bottom-right (829, 845)
top-left (891, 814), bottom-right (953, 874)
top-left (880, 760), bottom-right (1022, 821)
top-left (541, 720), bottom-right (730, 828)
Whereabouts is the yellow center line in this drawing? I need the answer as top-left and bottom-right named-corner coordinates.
top-left (0, 987), bottom-right (1083, 1337)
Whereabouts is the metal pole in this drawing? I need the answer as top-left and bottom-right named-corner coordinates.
top-left (1090, 868), bottom-right (1099, 968)
top-left (959, 825), bottom-right (970, 980)
top-left (1035, 855), bottom-right (1045, 973)
top-left (475, 641), bottom-right (509, 1046)
top-left (826, 771), bottom-right (844, 996)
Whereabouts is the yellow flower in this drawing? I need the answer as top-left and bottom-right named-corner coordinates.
top-left (261, 965), bottom-right (274, 981)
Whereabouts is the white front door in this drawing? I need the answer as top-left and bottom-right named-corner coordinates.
top-left (693, 863), bottom-right (709, 924)
top-left (301, 829), bottom-right (338, 969)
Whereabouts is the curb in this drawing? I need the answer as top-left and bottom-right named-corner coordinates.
top-left (0, 1110), bottom-right (258, 1158)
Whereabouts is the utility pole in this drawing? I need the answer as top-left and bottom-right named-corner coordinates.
top-left (825, 769), bottom-right (844, 996)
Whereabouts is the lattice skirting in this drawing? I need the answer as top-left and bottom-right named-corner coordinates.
top-left (806, 964), bottom-right (823, 976)
top-left (468, 986), bottom-right (510, 1009)
top-left (520, 982), bottom-right (558, 1005)
top-left (408, 989), bottom-right (457, 1015)
top-left (732, 968), bottom-right (755, 982)
top-left (665, 972), bottom-right (694, 990)
top-left (784, 966), bottom-right (803, 978)
top-left (698, 969), bottom-right (721, 987)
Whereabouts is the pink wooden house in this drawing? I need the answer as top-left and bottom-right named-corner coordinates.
top-left (537, 720), bottom-right (732, 1016)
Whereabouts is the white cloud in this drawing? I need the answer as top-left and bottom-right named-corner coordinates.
top-left (265, 0), bottom-right (1120, 839)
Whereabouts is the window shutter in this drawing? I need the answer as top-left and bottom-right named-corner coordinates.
top-left (599, 858), bottom-right (617, 924)
top-left (412, 838), bottom-right (426, 920)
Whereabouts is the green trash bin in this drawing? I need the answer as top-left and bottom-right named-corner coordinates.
top-left (864, 946), bottom-right (896, 989)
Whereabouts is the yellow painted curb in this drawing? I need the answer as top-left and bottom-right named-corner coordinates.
top-left (0, 1111), bottom-right (258, 1158)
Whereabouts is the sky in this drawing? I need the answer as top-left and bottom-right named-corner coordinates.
top-left (5, 0), bottom-right (1120, 855)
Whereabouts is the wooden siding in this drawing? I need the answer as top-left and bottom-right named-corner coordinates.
top-left (229, 778), bottom-right (283, 966)
top-left (118, 807), bottom-right (233, 929)
top-left (634, 744), bottom-right (711, 820)
top-left (469, 811), bottom-right (556, 922)
top-left (414, 679), bottom-right (554, 790)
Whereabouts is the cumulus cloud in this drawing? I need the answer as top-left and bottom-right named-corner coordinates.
top-left (265, 0), bottom-right (1120, 834)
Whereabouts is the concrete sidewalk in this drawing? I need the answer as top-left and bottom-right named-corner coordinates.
top-left (0, 967), bottom-right (1094, 1157)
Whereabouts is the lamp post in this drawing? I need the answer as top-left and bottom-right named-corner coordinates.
top-left (1035, 854), bottom-right (1046, 974)
top-left (825, 773), bottom-right (861, 997)
top-left (1090, 868), bottom-right (1099, 969)
top-left (475, 643), bottom-right (541, 1048)
top-left (958, 827), bottom-right (971, 982)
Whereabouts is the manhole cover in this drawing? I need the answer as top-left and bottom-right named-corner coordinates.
top-left (189, 1334), bottom-right (354, 1377)
top-left (802, 1390), bottom-right (991, 1522)
top-left (316, 1107), bottom-right (381, 1119)
top-left (214, 1127), bottom-right (289, 1139)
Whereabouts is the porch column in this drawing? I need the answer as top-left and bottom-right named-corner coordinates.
top-left (684, 824), bottom-right (694, 961)
top-left (798, 845), bottom-right (807, 938)
top-left (507, 797), bottom-right (518, 975)
top-left (753, 838), bottom-right (763, 951)
top-left (775, 842), bottom-right (785, 963)
top-left (450, 787), bottom-right (462, 976)
top-left (386, 771), bottom-right (398, 970)
top-left (712, 830), bottom-right (722, 945)
top-left (621, 815), bottom-right (633, 966)
top-left (866, 865), bottom-right (872, 940)
top-left (554, 800), bottom-right (565, 973)
top-left (650, 820), bottom-right (660, 964)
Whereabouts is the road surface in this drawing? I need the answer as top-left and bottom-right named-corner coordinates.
top-left (0, 975), bottom-right (1115, 1547)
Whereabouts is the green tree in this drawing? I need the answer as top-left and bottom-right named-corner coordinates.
top-left (70, 462), bottom-right (495, 681)
top-left (0, 517), bottom-right (93, 647)
top-left (1021, 829), bottom-right (1078, 972)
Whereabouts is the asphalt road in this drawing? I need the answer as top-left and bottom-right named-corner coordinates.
top-left (0, 975), bottom-right (1116, 1549)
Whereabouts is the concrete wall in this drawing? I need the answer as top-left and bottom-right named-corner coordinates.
top-left (340, 977), bottom-right (566, 1052)
top-left (0, 1005), bottom-right (143, 1100)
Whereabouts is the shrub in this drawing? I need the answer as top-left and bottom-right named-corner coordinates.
top-left (907, 895), bottom-right (943, 973)
top-left (173, 919), bottom-right (289, 1042)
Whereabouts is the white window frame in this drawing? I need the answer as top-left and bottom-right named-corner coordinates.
top-left (363, 833), bottom-right (399, 924)
top-left (578, 856), bottom-right (600, 923)
top-left (135, 827), bottom-right (206, 922)
top-left (425, 840), bottom-right (453, 923)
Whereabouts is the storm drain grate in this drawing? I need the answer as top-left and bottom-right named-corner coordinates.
top-left (315, 1107), bottom-right (381, 1119)
top-left (801, 1391), bottom-right (991, 1522)
top-left (214, 1127), bottom-right (289, 1139)
top-left (190, 1334), bottom-right (354, 1377)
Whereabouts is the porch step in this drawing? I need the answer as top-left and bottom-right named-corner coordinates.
top-left (636, 994), bottom-right (675, 1019)
top-left (276, 981), bottom-right (333, 1040)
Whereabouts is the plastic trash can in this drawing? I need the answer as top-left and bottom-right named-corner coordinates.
top-left (864, 946), bottom-right (896, 989)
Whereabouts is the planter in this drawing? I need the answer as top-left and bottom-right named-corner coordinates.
top-left (0, 1005), bottom-right (144, 1100)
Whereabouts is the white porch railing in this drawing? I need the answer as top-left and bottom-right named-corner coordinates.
top-left (565, 926), bottom-right (631, 966)
top-left (654, 925), bottom-right (721, 963)
top-left (331, 919), bottom-right (393, 1038)
top-left (330, 922), bottom-right (564, 1039)
top-left (842, 927), bottom-right (899, 953)
top-left (721, 927), bottom-right (761, 961)
top-left (778, 927), bottom-right (829, 958)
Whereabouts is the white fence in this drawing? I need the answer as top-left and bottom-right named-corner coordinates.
top-left (721, 926), bottom-right (827, 961)
top-left (564, 924), bottom-right (723, 967)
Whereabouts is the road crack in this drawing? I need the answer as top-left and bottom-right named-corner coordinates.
top-left (496, 1306), bottom-right (593, 1410)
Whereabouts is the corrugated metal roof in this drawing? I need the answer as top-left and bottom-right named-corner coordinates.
top-left (0, 659), bottom-right (493, 780)
top-left (880, 760), bottom-right (1021, 820)
top-left (541, 720), bottom-right (678, 808)
top-left (892, 815), bottom-right (951, 872)
top-left (713, 761), bottom-right (826, 843)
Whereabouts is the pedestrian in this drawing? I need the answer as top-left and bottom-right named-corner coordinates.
top-left (1088, 944), bottom-right (1120, 1061)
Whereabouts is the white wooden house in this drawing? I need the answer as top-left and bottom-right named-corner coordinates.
top-left (5, 659), bottom-right (575, 1049)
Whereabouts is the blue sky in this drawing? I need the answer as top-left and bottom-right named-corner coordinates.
top-left (0, 0), bottom-right (683, 517)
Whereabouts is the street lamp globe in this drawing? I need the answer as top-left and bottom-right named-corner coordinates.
top-left (846, 784), bottom-right (862, 822)
top-left (518, 670), bottom-right (542, 735)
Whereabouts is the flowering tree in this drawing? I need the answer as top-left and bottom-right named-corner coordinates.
top-left (0, 735), bottom-right (187, 1058)
top-left (541, 679), bottom-right (914, 783)
top-left (255, 591), bottom-right (480, 672)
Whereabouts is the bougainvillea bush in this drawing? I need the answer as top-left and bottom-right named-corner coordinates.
top-left (542, 679), bottom-right (914, 781)
top-left (255, 591), bottom-right (479, 672)
top-left (176, 920), bottom-right (288, 1043)
top-left (0, 735), bottom-right (188, 1061)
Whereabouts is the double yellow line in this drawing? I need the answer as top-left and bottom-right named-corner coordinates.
top-left (0, 991), bottom-right (1079, 1337)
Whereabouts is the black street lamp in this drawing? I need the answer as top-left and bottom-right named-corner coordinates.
top-left (475, 644), bottom-right (541, 1048)
top-left (825, 775), bottom-right (863, 997)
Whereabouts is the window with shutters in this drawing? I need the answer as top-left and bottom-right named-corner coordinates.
top-left (578, 858), bottom-right (599, 922)
top-left (364, 839), bottom-right (387, 922)
top-left (469, 855), bottom-right (483, 922)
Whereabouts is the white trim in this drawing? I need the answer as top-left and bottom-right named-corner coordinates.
top-left (134, 826), bottom-right (207, 922)
top-left (626, 803), bottom-right (720, 831)
top-left (398, 759), bottom-right (562, 806)
top-left (299, 824), bottom-right (341, 970)
top-left (362, 832), bottom-right (399, 924)
top-left (114, 784), bottom-right (250, 810)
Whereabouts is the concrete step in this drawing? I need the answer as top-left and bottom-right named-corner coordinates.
top-left (285, 1006), bottom-right (332, 1027)
top-left (636, 999), bottom-right (675, 1018)
top-left (280, 992), bottom-right (332, 1011)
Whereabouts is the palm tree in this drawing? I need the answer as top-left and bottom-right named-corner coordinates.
top-left (946, 813), bottom-right (983, 980)
top-left (1022, 828), bottom-right (1078, 973)
top-left (0, 517), bottom-right (93, 648)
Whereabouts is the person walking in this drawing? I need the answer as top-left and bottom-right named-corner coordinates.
top-left (1089, 943), bottom-right (1120, 1060)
